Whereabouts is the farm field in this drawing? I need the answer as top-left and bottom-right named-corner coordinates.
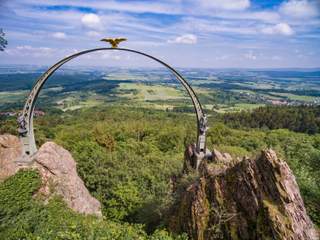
top-left (0, 66), bottom-right (319, 113)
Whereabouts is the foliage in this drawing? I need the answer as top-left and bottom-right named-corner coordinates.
top-left (9, 107), bottom-right (194, 232)
top-left (0, 28), bottom-right (7, 51)
top-left (0, 170), bottom-right (41, 237)
top-left (105, 181), bottom-right (142, 220)
top-left (223, 105), bottom-right (320, 134)
top-left (0, 117), bottom-right (17, 135)
top-left (0, 105), bottom-right (319, 229)
top-left (0, 169), bottom-right (187, 239)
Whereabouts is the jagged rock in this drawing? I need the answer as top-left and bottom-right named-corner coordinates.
top-left (169, 147), bottom-right (318, 240)
top-left (0, 134), bottom-right (102, 216)
top-left (0, 134), bottom-right (22, 181)
top-left (183, 144), bottom-right (198, 173)
top-left (183, 144), bottom-right (214, 173)
top-left (211, 149), bottom-right (232, 165)
top-left (184, 148), bottom-right (236, 175)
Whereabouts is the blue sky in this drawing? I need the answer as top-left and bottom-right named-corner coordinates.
top-left (0, 0), bottom-right (319, 68)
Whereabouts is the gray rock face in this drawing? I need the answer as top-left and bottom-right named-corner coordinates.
top-left (0, 134), bottom-right (102, 216)
top-left (170, 148), bottom-right (318, 240)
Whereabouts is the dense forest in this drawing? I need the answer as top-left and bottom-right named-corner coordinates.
top-left (222, 105), bottom-right (320, 134)
top-left (1, 105), bottom-right (320, 238)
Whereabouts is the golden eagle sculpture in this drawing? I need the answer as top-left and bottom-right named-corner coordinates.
top-left (100, 37), bottom-right (127, 48)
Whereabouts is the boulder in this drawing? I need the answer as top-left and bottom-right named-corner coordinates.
top-left (0, 134), bottom-right (102, 216)
top-left (211, 149), bottom-right (232, 165)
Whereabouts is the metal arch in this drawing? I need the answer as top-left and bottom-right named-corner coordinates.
top-left (18, 47), bottom-right (208, 162)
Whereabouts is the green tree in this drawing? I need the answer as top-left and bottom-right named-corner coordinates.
top-left (0, 28), bottom-right (8, 51)
top-left (0, 169), bottom-right (186, 239)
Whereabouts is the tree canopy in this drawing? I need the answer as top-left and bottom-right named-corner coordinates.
top-left (0, 28), bottom-right (8, 51)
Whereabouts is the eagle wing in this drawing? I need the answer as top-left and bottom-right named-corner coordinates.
top-left (100, 38), bottom-right (127, 47)
top-left (100, 38), bottom-right (113, 43)
top-left (115, 38), bottom-right (127, 44)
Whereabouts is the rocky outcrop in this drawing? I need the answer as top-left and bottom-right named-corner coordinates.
top-left (0, 134), bottom-right (22, 181)
top-left (169, 148), bottom-right (318, 240)
top-left (0, 134), bottom-right (102, 216)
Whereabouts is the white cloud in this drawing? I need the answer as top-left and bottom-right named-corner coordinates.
top-left (244, 51), bottom-right (257, 60)
top-left (271, 55), bottom-right (282, 60)
top-left (100, 52), bottom-right (122, 60)
top-left (86, 31), bottom-right (101, 38)
top-left (280, 0), bottom-right (319, 18)
top-left (218, 10), bottom-right (280, 23)
top-left (261, 23), bottom-right (294, 36)
top-left (168, 34), bottom-right (198, 44)
top-left (2, 0), bottom-right (320, 68)
top-left (215, 55), bottom-right (230, 60)
top-left (175, 17), bottom-right (258, 35)
top-left (6, 45), bottom-right (55, 57)
top-left (22, 0), bottom-right (181, 15)
top-left (52, 32), bottom-right (67, 39)
top-left (81, 13), bottom-right (103, 30)
top-left (200, 0), bottom-right (250, 11)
